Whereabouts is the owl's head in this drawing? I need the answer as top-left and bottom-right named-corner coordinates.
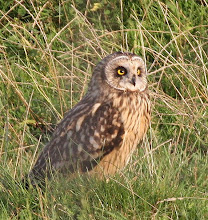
top-left (92, 52), bottom-right (148, 93)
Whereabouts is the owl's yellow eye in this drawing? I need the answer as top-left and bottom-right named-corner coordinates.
top-left (116, 67), bottom-right (127, 76)
top-left (137, 68), bottom-right (141, 76)
top-left (117, 69), bottom-right (125, 75)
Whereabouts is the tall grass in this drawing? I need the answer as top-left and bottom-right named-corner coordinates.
top-left (0, 0), bottom-right (208, 218)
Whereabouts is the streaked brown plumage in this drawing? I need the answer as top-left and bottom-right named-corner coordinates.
top-left (28, 52), bottom-right (151, 185)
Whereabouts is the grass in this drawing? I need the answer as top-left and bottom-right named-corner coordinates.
top-left (0, 0), bottom-right (208, 219)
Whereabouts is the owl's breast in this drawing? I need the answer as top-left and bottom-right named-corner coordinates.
top-left (117, 93), bottom-right (150, 168)
top-left (91, 93), bottom-right (150, 176)
top-left (108, 92), bottom-right (149, 152)
top-left (115, 93), bottom-right (150, 136)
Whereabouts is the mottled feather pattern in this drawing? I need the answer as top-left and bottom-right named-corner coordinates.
top-left (30, 94), bottom-right (125, 179)
top-left (92, 90), bottom-right (151, 176)
top-left (28, 52), bottom-right (151, 185)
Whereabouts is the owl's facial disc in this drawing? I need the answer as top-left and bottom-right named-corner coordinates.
top-left (105, 55), bottom-right (147, 92)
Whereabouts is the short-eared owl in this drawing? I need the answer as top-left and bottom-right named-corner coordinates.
top-left (28, 52), bottom-right (151, 185)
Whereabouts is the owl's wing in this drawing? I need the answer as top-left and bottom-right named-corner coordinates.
top-left (29, 101), bottom-right (125, 182)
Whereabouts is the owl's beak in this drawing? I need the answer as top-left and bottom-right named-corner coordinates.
top-left (119, 74), bottom-right (146, 92)
top-left (129, 75), bottom-right (146, 92)
top-left (131, 75), bottom-right (136, 86)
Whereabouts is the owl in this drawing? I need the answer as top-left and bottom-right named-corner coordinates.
top-left (27, 52), bottom-right (151, 186)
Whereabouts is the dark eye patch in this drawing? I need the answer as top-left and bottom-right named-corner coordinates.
top-left (115, 66), bottom-right (127, 76)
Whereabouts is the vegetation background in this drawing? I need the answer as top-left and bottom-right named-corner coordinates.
top-left (0, 0), bottom-right (208, 219)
